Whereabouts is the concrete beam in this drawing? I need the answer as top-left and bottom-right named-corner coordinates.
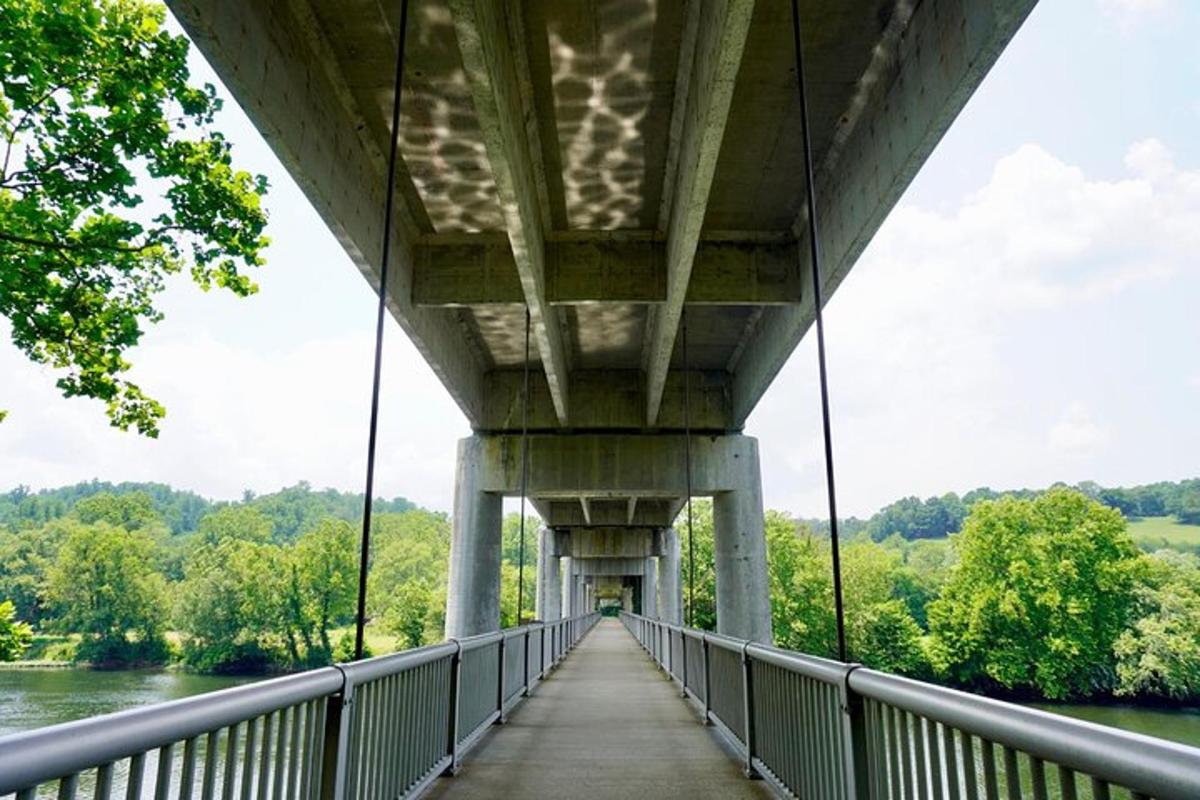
top-left (643, 0), bottom-right (756, 425)
top-left (480, 369), bottom-right (733, 433)
top-left (559, 528), bottom-right (657, 559)
top-left (472, 433), bottom-right (763, 497)
top-left (167, 0), bottom-right (486, 424)
top-left (730, 0), bottom-right (1037, 423)
top-left (543, 498), bottom-right (677, 528)
top-left (579, 497), bottom-right (592, 526)
top-left (412, 236), bottom-right (801, 306)
top-left (449, 0), bottom-right (570, 424)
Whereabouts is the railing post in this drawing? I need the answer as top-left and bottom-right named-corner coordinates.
top-left (444, 640), bottom-right (462, 775)
top-left (741, 643), bottom-right (759, 779)
top-left (318, 683), bottom-right (353, 800)
top-left (702, 635), bottom-right (712, 725)
top-left (522, 627), bottom-right (531, 696)
top-left (680, 630), bottom-right (689, 698)
top-left (840, 665), bottom-right (870, 798)
top-left (496, 635), bottom-right (507, 724)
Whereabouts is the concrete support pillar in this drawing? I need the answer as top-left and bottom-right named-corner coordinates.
top-left (445, 437), bottom-right (503, 638)
top-left (621, 586), bottom-right (633, 613)
top-left (657, 528), bottom-right (682, 625)
top-left (561, 557), bottom-right (573, 615)
top-left (712, 458), bottom-right (772, 643)
top-left (584, 580), bottom-right (594, 613)
top-left (642, 557), bottom-right (658, 619)
top-left (536, 527), bottom-right (561, 621)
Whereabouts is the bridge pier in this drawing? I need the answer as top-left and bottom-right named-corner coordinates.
top-left (536, 526), bottom-right (562, 621)
top-left (444, 433), bottom-right (771, 641)
top-left (656, 528), bottom-right (683, 624)
top-left (642, 556), bottom-right (658, 619)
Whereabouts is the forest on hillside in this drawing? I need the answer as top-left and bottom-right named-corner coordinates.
top-left (1, 479), bottom-right (1198, 705)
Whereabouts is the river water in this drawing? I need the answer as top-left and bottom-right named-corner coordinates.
top-left (2, 668), bottom-right (1200, 748)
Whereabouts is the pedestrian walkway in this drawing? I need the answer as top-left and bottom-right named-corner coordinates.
top-left (423, 618), bottom-right (770, 799)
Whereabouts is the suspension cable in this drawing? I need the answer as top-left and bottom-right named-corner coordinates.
top-left (517, 308), bottom-right (532, 625)
top-left (790, 0), bottom-right (847, 662)
top-left (683, 309), bottom-right (696, 628)
top-left (354, 0), bottom-right (410, 661)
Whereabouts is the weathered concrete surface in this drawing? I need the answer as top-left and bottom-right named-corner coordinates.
top-left (424, 619), bottom-right (767, 799)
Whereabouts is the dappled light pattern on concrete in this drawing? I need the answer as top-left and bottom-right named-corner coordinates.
top-left (542, 0), bottom-right (682, 230)
top-left (398, 0), bottom-right (505, 232)
top-left (424, 619), bottom-right (770, 799)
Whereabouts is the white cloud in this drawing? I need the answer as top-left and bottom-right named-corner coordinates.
top-left (1049, 403), bottom-right (1111, 455)
top-left (751, 139), bottom-right (1200, 516)
top-left (0, 320), bottom-right (468, 510)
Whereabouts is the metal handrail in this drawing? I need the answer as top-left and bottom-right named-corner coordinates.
top-left (0, 613), bottom-right (601, 800)
top-left (620, 611), bottom-right (1200, 800)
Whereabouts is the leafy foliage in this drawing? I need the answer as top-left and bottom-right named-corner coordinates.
top-left (1114, 551), bottom-right (1200, 699)
top-left (0, 0), bottom-right (268, 434)
top-left (45, 519), bottom-right (169, 664)
top-left (927, 489), bottom-right (1140, 699)
top-left (0, 598), bottom-right (33, 660)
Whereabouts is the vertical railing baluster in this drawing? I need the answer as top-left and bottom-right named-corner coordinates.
top-left (154, 743), bottom-right (174, 800)
top-left (961, 732), bottom-right (979, 800)
top-left (1089, 777), bottom-right (1111, 800)
top-left (180, 737), bottom-right (198, 800)
top-left (1030, 756), bottom-right (1048, 800)
top-left (1002, 747), bottom-right (1020, 800)
top-left (127, 753), bottom-right (146, 800)
top-left (200, 731), bottom-right (218, 800)
top-left (240, 718), bottom-right (257, 800)
top-left (222, 724), bottom-right (240, 800)
top-left (256, 713), bottom-right (273, 800)
top-left (981, 739), bottom-right (999, 800)
top-left (271, 710), bottom-right (287, 800)
top-left (95, 763), bottom-right (115, 800)
top-left (1058, 766), bottom-right (1077, 800)
top-left (318, 688), bottom-right (352, 800)
top-left (446, 642), bottom-right (462, 775)
top-left (58, 773), bottom-right (79, 800)
top-left (943, 724), bottom-right (961, 800)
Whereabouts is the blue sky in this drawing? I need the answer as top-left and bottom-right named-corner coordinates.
top-left (1, 0), bottom-right (1197, 518)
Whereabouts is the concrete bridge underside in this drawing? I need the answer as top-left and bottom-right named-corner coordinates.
top-left (168, 0), bottom-right (1035, 641)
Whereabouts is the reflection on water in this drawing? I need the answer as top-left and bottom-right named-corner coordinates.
top-left (0, 668), bottom-right (253, 736)
top-left (1029, 701), bottom-right (1200, 748)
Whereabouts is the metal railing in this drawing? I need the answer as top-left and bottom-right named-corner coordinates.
top-left (0, 613), bottom-right (600, 800)
top-left (621, 612), bottom-right (1200, 800)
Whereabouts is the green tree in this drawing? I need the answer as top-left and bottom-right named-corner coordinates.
top-left (927, 488), bottom-right (1140, 699)
top-left (0, 0), bottom-right (268, 434)
top-left (0, 519), bottom-right (68, 624)
top-left (175, 538), bottom-right (284, 672)
top-left (0, 599), bottom-right (33, 660)
top-left (75, 491), bottom-right (160, 531)
top-left (284, 519), bottom-right (357, 664)
top-left (679, 501), bottom-right (716, 630)
top-left (195, 505), bottom-right (273, 546)
top-left (369, 511), bottom-right (450, 649)
top-left (1114, 551), bottom-right (1200, 699)
top-left (45, 520), bottom-right (169, 664)
top-left (765, 512), bottom-right (835, 655)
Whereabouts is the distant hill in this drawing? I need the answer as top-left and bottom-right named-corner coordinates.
top-left (0, 480), bottom-right (416, 540)
top-left (808, 478), bottom-right (1200, 543)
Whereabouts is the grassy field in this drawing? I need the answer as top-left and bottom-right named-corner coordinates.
top-left (1128, 516), bottom-right (1200, 552)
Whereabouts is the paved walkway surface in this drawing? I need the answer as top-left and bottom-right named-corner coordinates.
top-left (424, 618), bottom-right (771, 799)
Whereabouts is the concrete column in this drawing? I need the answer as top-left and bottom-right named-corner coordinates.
top-left (561, 556), bottom-right (573, 615)
top-left (712, 452), bottom-right (773, 643)
top-left (621, 586), bottom-right (633, 613)
top-left (445, 437), bottom-right (503, 638)
top-left (584, 579), bottom-right (594, 613)
top-left (657, 528), bottom-right (682, 625)
top-left (642, 557), bottom-right (658, 619)
top-left (536, 527), bottom-right (562, 621)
